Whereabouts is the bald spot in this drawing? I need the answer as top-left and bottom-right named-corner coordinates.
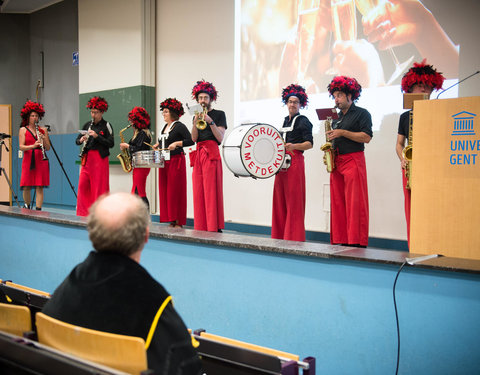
top-left (93, 193), bottom-right (142, 230)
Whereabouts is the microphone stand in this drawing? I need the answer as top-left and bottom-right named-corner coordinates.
top-left (45, 125), bottom-right (77, 198)
top-left (0, 138), bottom-right (21, 207)
top-left (436, 70), bottom-right (480, 99)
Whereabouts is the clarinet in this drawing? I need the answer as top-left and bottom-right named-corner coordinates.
top-left (79, 120), bottom-right (93, 159)
top-left (35, 122), bottom-right (48, 160)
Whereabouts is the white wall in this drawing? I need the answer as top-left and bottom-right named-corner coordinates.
top-left (78, 0), bottom-right (143, 93)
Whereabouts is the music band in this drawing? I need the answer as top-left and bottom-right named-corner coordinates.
top-left (17, 64), bottom-right (444, 247)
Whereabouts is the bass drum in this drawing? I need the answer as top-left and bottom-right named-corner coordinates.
top-left (222, 123), bottom-right (286, 179)
top-left (132, 150), bottom-right (164, 168)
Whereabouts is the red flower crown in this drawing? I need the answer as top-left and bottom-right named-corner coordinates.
top-left (281, 84), bottom-right (308, 108)
top-left (327, 76), bottom-right (362, 101)
top-left (191, 80), bottom-right (218, 101)
top-left (401, 59), bottom-right (444, 93)
top-left (128, 106), bottom-right (151, 129)
top-left (20, 100), bottom-right (45, 127)
top-left (86, 96), bottom-right (108, 112)
top-left (160, 98), bottom-right (185, 117)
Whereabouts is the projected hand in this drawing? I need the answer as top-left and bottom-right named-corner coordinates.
top-left (362, 0), bottom-right (426, 50)
top-left (361, 0), bottom-right (458, 77)
top-left (332, 39), bottom-right (385, 87)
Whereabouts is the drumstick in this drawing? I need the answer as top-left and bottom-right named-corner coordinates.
top-left (144, 142), bottom-right (168, 151)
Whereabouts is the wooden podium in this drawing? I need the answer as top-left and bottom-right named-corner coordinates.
top-left (0, 105), bottom-right (12, 206)
top-left (411, 96), bottom-right (480, 260)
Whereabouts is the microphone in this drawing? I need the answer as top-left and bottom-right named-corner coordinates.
top-left (436, 70), bottom-right (480, 99)
top-left (405, 254), bottom-right (442, 265)
top-left (0, 133), bottom-right (11, 139)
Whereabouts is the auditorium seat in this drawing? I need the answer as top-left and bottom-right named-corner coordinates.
top-left (36, 312), bottom-right (152, 375)
top-left (0, 302), bottom-right (31, 336)
top-left (0, 280), bottom-right (50, 310)
top-left (193, 329), bottom-right (316, 374)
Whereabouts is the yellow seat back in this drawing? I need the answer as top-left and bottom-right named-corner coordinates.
top-left (36, 312), bottom-right (148, 375)
top-left (0, 302), bottom-right (32, 336)
top-left (198, 331), bottom-right (300, 361)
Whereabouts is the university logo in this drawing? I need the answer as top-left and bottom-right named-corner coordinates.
top-left (451, 111), bottom-right (476, 136)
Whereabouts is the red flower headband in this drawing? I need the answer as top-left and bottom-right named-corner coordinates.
top-left (191, 80), bottom-right (218, 102)
top-left (160, 98), bottom-right (185, 117)
top-left (327, 76), bottom-right (362, 101)
top-left (128, 106), bottom-right (151, 129)
top-left (282, 84), bottom-right (308, 108)
top-left (401, 59), bottom-right (445, 93)
top-left (86, 96), bottom-right (108, 112)
top-left (20, 100), bottom-right (45, 127)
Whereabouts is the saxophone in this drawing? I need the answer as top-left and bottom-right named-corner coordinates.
top-left (321, 116), bottom-right (335, 173)
top-left (117, 124), bottom-right (133, 173)
top-left (402, 111), bottom-right (413, 189)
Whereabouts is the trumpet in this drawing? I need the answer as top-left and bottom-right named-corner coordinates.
top-left (196, 105), bottom-right (208, 130)
top-left (35, 122), bottom-right (48, 161)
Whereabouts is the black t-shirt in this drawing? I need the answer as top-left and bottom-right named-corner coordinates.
top-left (283, 114), bottom-right (314, 150)
top-left (332, 103), bottom-right (373, 154)
top-left (196, 109), bottom-right (227, 144)
top-left (129, 130), bottom-right (152, 154)
top-left (159, 121), bottom-right (194, 156)
top-left (398, 110), bottom-right (410, 141)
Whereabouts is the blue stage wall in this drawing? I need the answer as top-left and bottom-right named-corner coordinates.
top-left (11, 134), bottom-right (79, 207)
top-left (0, 214), bottom-right (478, 374)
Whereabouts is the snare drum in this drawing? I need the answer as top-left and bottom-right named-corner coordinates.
top-left (132, 150), bottom-right (164, 168)
top-left (222, 123), bottom-right (286, 178)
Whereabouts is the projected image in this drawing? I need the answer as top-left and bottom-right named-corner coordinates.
top-left (240, 0), bottom-right (459, 102)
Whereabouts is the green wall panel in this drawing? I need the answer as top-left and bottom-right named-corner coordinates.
top-left (79, 86), bottom-right (156, 163)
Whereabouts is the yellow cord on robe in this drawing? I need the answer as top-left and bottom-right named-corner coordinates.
top-left (145, 295), bottom-right (172, 350)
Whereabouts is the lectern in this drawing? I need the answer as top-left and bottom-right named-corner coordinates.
top-left (411, 96), bottom-right (480, 259)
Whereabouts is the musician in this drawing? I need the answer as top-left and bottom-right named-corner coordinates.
top-left (75, 96), bottom-right (114, 216)
top-left (119, 106), bottom-right (152, 208)
top-left (272, 84), bottom-right (313, 242)
top-left (18, 100), bottom-right (51, 210)
top-left (154, 98), bottom-right (193, 227)
top-left (327, 76), bottom-right (373, 247)
top-left (190, 80), bottom-right (227, 232)
top-left (42, 192), bottom-right (202, 374)
top-left (396, 61), bottom-right (444, 246)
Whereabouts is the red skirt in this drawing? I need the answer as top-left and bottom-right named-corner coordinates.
top-left (76, 150), bottom-right (109, 216)
top-left (330, 151), bottom-right (369, 246)
top-left (131, 168), bottom-right (150, 197)
top-left (271, 151), bottom-right (306, 241)
top-left (192, 141), bottom-right (224, 231)
top-left (159, 154), bottom-right (187, 225)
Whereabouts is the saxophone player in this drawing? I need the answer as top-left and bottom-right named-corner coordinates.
top-left (327, 76), bottom-right (373, 248)
top-left (19, 100), bottom-right (51, 210)
top-left (119, 107), bottom-right (152, 209)
top-left (75, 96), bottom-right (114, 216)
top-left (396, 61), bottom-right (444, 247)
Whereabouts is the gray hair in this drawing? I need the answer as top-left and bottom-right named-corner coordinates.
top-left (87, 193), bottom-right (150, 256)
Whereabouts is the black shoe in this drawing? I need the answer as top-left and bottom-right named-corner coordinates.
top-left (217, 229), bottom-right (223, 233)
top-left (36, 207), bottom-right (42, 211)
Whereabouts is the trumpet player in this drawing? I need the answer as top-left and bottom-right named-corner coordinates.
top-left (119, 107), bottom-right (152, 208)
top-left (327, 76), bottom-right (372, 248)
top-left (154, 98), bottom-right (193, 227)
top-left (190, 80), bottom-right (227, 232)
top-left (75, 96), bottom-right (114, 216)
top-left (19, 100), bottom-right (51, 210)
top-left (272, 84), bottom-right (313, 242)
top-left (396, 61), bottom-right (444, 247)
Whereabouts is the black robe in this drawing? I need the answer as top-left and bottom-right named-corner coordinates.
top-left (42, 251), bottom-right (201, 374)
